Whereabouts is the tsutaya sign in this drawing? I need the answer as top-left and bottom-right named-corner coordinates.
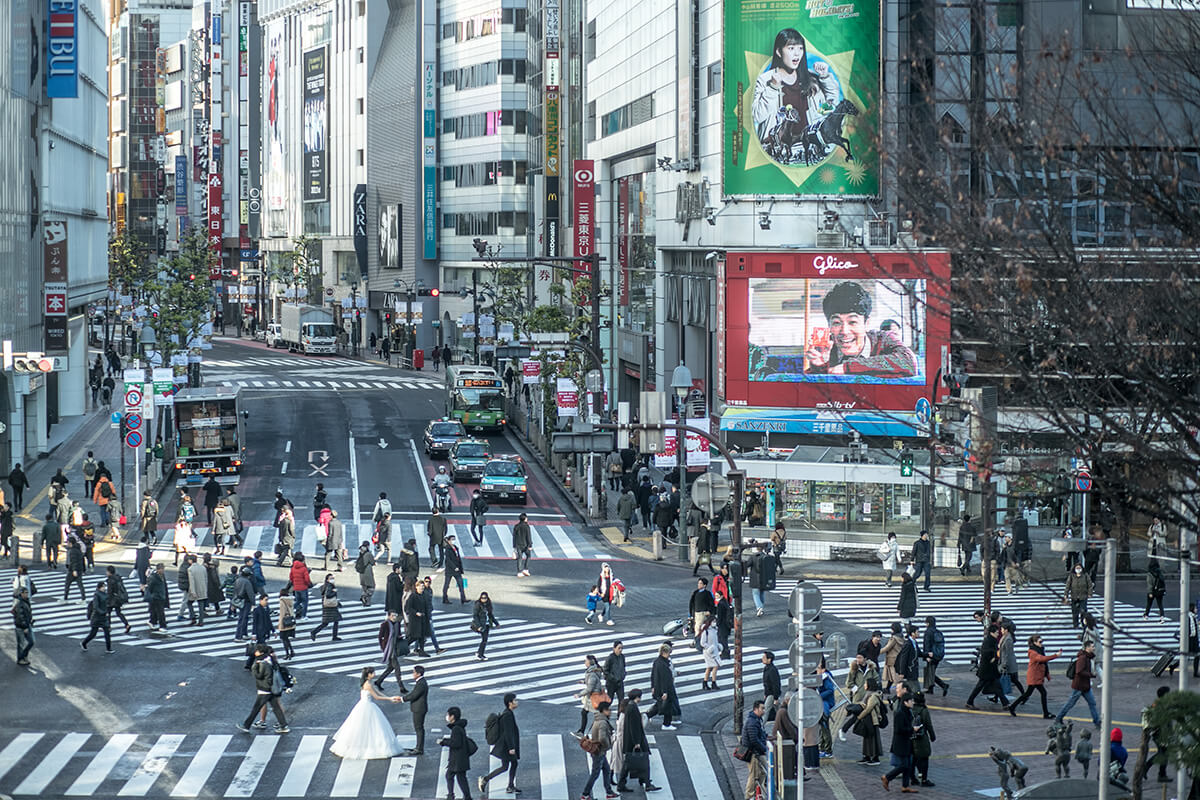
top-left (47, 0), bottom-right (79, 98)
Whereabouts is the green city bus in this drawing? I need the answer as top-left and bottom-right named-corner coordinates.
top-left (445, 365), bottom-right (506, 432)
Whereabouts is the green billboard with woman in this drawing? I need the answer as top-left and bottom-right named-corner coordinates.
top-left (723, 0), bottom-right (880, 196)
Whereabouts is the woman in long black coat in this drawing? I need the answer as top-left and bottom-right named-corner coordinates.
top-left (647, 644), bottom-right (681, 730)
top-left (897, 571), bottom-right (918, 621)
top-left (881, 694), bottom-right (918, 791)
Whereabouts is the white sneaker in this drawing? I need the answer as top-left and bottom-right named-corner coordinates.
top-left (838, 729), bottom-right (847, 742)
top-left (756, 608), bottom-right (764, 617)
top-left (606, 620), bottom-right (614, 626)
top-left (661, 724), bottom-right (677, 731)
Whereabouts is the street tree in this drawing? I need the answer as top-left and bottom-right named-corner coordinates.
top-left (883, 7), bottom-right (1200, 569)
top-left (1142, 690), bottom-right (1200, 796)
top-left (149, 227), bottom-right (217, 362)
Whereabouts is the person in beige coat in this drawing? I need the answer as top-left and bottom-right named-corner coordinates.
top-left (880, 622), bottom-right (905, 690)
top-left (185, 555), bottom-right (208, 625)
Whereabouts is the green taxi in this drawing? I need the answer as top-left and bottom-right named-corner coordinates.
top-left (480, 456), bottom-right (528, 504)
top-left (448, 439), bottom-right (492, 482)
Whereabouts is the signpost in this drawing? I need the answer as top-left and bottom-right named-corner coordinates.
top-left (1076, 468), bottom-right (1091, 537)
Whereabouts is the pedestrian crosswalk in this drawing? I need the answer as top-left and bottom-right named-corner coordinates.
top-left (124, 521), bottom-right (608, 562)
top-left (0, 730), bottom-right (730, 798)
top-left (771, 579), bottom-right (1179, 665)
top-left (223, 377), bottom-right (439, 391)
top-left (205, 357), bottom-right (389, 369)
top-left (0, 566), bottom-right (785, 709)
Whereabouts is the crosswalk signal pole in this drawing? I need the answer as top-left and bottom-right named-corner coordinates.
top-left (1179, 548), bottom-right (1191, 800)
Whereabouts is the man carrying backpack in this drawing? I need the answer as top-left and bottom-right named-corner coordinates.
top-left (1055, 640), bottom-right (1101, 728)
top-left (922, 616), bottom-right (949, 695)
top-left (479, 693), bottom-right (521, 795)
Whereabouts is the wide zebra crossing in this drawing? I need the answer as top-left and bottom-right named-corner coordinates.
top-left (127, 521), bottom-right (608, 562)
top-left (0, 566), bottom-right (785, 707)
top-left (772, 579), bottom-right (1178, 665)
top-left (205, 356), bottom-right (403, 370)
top-left (0, 730), bottom-right (730, 798)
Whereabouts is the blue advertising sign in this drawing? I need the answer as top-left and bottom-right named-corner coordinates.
top-left (719, 407), bottom-right (923, 437)
top-left (46, 1), bottom-right (79, 98)
top-left (175, 155), bottom-right (188, 215)
top-left (423, 164), bottom-right (437, 258)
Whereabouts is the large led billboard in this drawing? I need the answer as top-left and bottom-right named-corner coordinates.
top-left (722, 0), bottom-right (880, 196)
top-left (721, 251), bottom-right (950, 413)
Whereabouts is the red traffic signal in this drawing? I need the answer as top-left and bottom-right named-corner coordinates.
top-left (430, 288), bottom-right (440, 297)
top-left (417, 287), bottom-right (441, 297)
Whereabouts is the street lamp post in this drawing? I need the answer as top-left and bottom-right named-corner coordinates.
top-left (392, 279), bottom-right (418, 361)
top-left (670, 364), bottom-right (692, 507)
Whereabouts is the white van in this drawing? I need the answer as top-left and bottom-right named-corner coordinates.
top-left (266, 323), bottom-right (283, 348)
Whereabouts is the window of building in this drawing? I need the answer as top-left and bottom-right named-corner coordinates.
top-left (357, 149), bottom-right (364, 166)
top-left (442, 22), bottom-right (456, 39)
top-left (601, 93), bottom-right (654, 137)
top-left (455, 9), bottom-right (502, 42)
top-left (357, 47), bottom-right (364, 63)
top-left (357, 98), bottom-right (364, 114)
top-left (705, 61), bottom-right (721, 97)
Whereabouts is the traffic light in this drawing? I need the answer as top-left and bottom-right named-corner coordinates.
top-left (13, 353), bottom-right (53, 373)
top-left (417, 288), bottom-right (440, 297)
top-left (900, 449), bottom-right (914, 477)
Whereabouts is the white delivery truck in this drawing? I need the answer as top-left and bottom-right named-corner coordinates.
top-left (280, 304), bottom-right (338, 354)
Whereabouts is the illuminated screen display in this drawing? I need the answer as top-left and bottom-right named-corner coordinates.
top-left (459, 379), bottom-right (503, 388)
top-left (748, 277), bottom-right (926, 385)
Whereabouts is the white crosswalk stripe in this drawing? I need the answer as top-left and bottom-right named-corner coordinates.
top-left (0, 566), bottom-right (781, 708)
top-left (0, 731), bottom-right (727, 798)
top-left (111, 521), bottom-right (607, 564)
top-left (220, 379), bottom-right (440, 392)
top-left (771, 578), bottom-right (1179, 664)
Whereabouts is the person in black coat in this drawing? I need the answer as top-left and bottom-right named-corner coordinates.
top-left (965, 624), bottom-right (1009, 708)
top-left (245, 595), bottom-right (273, 668)
top-left (480, 693), bottom-right (521, 793)
top-left (442, 536), bottom-right (467, 603)
top-left (406, 582), bottom-right (429, 656)
top-left (762, 650), bottom-right (783, 720)
top-left (897, 571), bottom-right (918, 621)
top-left (385, 565), bottom-right (405, 615)
top-left (895, 623), bottom-right (921, 684)
top-left (63, 539), bottom-right (87, 602)
top-left (911, 529), bottom-right (933, 591)
top-left (881, 694), bottom-right (920, 790)
top-left (401, 665), bottom-right (429, 755)
top-left (646, 643), bottom-right (681, 729)
top-left (438, 706), bottom-right (472, 799)
top-left (617, 690), bottom-right (662, 792)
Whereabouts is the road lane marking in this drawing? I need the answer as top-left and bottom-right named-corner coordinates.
top-left (0, 733), bottom-right (44, 783)
top-left (411, 438), bottom-right (433, 509)
top-left (223, 734), bottom-right (278, 796)
top-left (537, 734), bottom-right (569, 799)
top-left (14, 732), bottom-right (90, 795)
top-left (382, 754), bottom-right (417, 797)
top-left (545, 525), bottom-right (584, 559)
top-left (280, 461), bottom-right (287, 474)
top-left (275, 734), bottom-right (326, 796)
top-left (284, 440), bottom-right (291, 453)
top-left (329, 757), bottom-right (367, 796)
top-left (170, 734), bottom-right (230, 797)
top-left (118, 734), bottom-right (185, 796)
top-left (349, 433), bottom-right (360, 525)
top-left (677, 736), bottom-right (722, 798)
top-left (65, 732), bottom-right (138, 795)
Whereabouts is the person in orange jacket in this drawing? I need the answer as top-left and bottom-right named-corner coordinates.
top-left (92, 475), bottom-right (116, 527)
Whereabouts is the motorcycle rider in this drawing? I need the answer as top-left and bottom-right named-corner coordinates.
top-left (432, 466), bottom-right (452, 512)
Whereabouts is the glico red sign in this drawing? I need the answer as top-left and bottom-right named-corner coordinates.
top-left (720, 251), bottom-right (951, 413)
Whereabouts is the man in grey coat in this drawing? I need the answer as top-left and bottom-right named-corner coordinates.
top-left (185, 554), bottom-right (209, 625)
top-left (427, 507), bottom-right (447, 568)
top-left (324, 509), bottom-right (345, 571)
top-left (512, 513), bottom-right (532, 577)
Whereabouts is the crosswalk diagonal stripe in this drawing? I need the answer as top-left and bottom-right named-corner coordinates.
top-left (381, 755), bottom-right (417, 797)
top-left (647, 747), bottom-right (676, 800)
top-left (13, 731), bottom-right (90, 795)
top-left (223, 734), bottom-right (278, 797)
top-left (275, 734), bottom-right (326, 797)
top-left (170, 734), bottom-right (231, 797)
top-left (537, 734), bottom-right (569, 799)
top-left (118, 734), bottom-right (186, 796)
top-left (545, 525), bottom-right (583, 560)
top-left (64, 732), bottom-right (137, 795)
top-left (330, 756), bottom-right (368, 797)
top-left (0, 733), bottom-right (44, 784)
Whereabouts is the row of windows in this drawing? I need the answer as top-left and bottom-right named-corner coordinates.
top-left (442, 160), bottom-right (529, 186)
top-left (442, 211), bottom-right (529, 236)
top-left (443, 109), bottom-right (528, 138)
top-left (443, 59), bottom-right (527, 89)
top-left (601, 93), bottom-right (654, 137)
top-left (439, 8), bottom-right (526, 42)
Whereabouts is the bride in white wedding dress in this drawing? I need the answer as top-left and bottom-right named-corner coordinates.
top-left (330, 667), bottom-right (404, 759)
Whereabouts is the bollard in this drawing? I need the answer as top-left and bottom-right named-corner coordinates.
top-left (653, 529), bottom-right (663, 561)
top-left (11, 533), bottom-right (18, 568)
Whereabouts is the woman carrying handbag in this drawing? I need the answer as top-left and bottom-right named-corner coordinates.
top-left (576, 654), bottom-right (607, 738)
top-left (310, 574), bottom-right (343, 642)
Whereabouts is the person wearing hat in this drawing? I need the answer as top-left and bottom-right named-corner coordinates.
top-left (399, 538), bottom-right (421, 584)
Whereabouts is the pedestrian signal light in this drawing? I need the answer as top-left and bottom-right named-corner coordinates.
top-left (13, 353), bottom-right (53, 372)
top-left (900, 450), bottom-right (914, 477)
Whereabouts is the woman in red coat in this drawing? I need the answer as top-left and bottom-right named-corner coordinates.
top-left (1006, 634), bottom-right (1061, 718)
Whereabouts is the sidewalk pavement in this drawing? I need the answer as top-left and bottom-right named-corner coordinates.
top-left (717, 659), bottom-right (1172, 800)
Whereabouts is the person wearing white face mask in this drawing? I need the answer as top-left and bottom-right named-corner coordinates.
top-left (1064, 563), bottom-right (1093, 630)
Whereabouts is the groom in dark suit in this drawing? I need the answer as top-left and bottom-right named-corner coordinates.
top-left (401, 665), bottom-right (429, 755)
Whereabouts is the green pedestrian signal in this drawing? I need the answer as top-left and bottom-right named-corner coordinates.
top-left (900, 450), bottom-right (914, 477)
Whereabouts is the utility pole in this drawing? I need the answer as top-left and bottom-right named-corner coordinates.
top-left (1180, 548), bottom-right (1191, 800)
top-left (1098, 537), bottom-right (1116, 800)
top-left (472, 268), bottom-right (480, 364)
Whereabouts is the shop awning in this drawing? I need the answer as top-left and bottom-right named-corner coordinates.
top-left (719, 407), bottom-right (923, 437)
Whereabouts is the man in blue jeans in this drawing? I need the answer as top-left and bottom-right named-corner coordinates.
top-left (749, 546), bottom-right (779, 617)
top-left (1056, 641), bottom-right (1101, 727)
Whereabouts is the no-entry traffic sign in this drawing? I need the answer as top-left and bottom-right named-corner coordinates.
top-left (1075, 469), bottom-right (1092, 493)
